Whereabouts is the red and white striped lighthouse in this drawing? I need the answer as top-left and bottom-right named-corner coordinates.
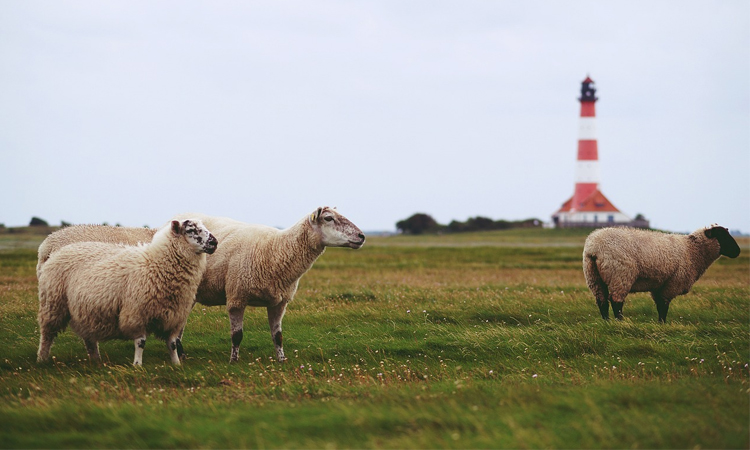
top-left (552, 76), bottom-right (643, 228)
top-left (571, 76), bottom-right (600, 212)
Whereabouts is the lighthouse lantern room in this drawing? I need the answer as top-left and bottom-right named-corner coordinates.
top-left (552, 76), bottom-right (648, 229)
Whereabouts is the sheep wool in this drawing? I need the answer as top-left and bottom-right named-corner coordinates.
top-left (37, 224), bottom-right (156, 277)
top-left (36, 219), bottom-right (217, 365)
top-left (583, 225), bottom-right (740, 322)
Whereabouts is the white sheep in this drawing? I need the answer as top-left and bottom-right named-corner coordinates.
top-left (37, 224), bottom-right (156, 278)
top-left (583, 224), bottom-right (741, 322)
top-left (36, 219), bottom-right (218, 365)
top-left (172, 206), bottom-right (365, 362)
top-left (37, 207), bottom-right (365, 362)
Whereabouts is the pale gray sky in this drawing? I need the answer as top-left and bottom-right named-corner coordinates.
top-left (2, 1), bottom-right (748, 233)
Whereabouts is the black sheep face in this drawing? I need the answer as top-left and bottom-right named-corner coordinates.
top-left (705, 226), bottom-right (741, 258)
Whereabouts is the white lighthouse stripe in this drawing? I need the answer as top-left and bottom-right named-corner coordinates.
top-left (578, 117), bottom-right (597, 140)
top-left (575, 160), bottom-right (601, 183)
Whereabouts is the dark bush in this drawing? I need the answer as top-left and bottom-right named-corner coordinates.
top-left (396, 213), bottom-right (442, 235)
top-left (29, 217), bottom-right (49, 227)
top-left (401, 214), bottom-right (543, 234)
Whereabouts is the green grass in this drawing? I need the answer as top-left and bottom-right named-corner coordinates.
top-left (1, 231), bottom-right (748, 449)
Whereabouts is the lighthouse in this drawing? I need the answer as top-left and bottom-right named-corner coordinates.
top-left (552, 76), bottom-right (647, 228)
top-left (571, 77), bottom-right (600, 211)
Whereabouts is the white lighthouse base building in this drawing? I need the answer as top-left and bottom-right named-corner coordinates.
top-left (552, 189), bottom-right (649, 229)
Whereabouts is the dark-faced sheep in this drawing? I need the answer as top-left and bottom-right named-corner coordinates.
top-left (583, 225), bottom-right (740, 322)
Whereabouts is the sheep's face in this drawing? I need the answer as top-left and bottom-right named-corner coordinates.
top-left (705, 226), bottom-right (740, 258)
top-left (310, 207), bottom-right (365, 249)
top-left (172, 219), bottom-right (219, 254)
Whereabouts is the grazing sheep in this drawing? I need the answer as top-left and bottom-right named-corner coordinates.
top-left (37, 207), bottom-right (366, 363)
top-left (37, 219), bottom-right (218, 365)
top-left (583, 225), bottom-right (740, 322)
top-left (172, 206), bottom-right (365, 362)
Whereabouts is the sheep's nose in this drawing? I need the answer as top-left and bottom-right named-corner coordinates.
top-left (204, 235), bottom-right (218, 254)
top-left (358, 233), bottom-right (365, 241)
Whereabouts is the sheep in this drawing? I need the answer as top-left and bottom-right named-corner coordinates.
top-left (583, 224), bottom-right (740, 322)
top-left (37, 224), bottom-right (156, 278)
top-left (36, 206), bottom-right (366, 363)
top-left (172, 206), bottom-right (365, 362)
top-left (36, 219), bottom-right (218, 365)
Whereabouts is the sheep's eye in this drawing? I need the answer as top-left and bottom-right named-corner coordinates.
top-left (324, 216), bottom-right (334, 222)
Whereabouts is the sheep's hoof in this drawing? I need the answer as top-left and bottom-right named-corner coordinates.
top-left (176, 340), bottom-right (185, 359)
top-left (610, 302), bottom-right (625, 321)
top-left (229, 346), bottom-right (241, 363)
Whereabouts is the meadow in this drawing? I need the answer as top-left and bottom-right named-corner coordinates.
top-left (0, 228), bottom-right (748, 449)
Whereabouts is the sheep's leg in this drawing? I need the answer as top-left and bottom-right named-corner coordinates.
top-left (37, 328), bottom-right (58, 363)
top-left (598, 300), bottom-right (611, 320)
top-left (133, 336), bottom-right (147, 366)
top-left (608, 291), bottom-right (627, 321)
top-left (84, 339), bottom-right (100, 362)
top-left (175, 336), bottom-right (185, 361)
top-left (610, 300), bottom-right (625, 320)
top-left (166, 335), bottom-right (181, 366)
top-left (267, 301), bottom-right (288, 362)
top-left (606, 278), bottom-right (633, 321)
top-left (602, 267), bottom-right (637, 321)
top-left (175, 325), bottom-right (186, 360)
top-left (228, 306), bottom-right (246, 363)
top-left (36, 293), bottom-right (69, 362)
top-left (584, 255), bottom-right (610, 320)
top-left (175, 301), bottom-right (196, 361)
top-left (591, 282), bottom-right (610, 320)
top-left (652, 293), bottom-right (670, 323)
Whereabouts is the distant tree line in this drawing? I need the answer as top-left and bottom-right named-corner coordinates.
top-left (396, 213), bottom-right (542, 235)
top-left (29, 217), bottom-right (72, 227)
top-left (0, 218), bottom-right (135, 233)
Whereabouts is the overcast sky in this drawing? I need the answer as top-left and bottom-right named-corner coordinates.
top-left (1, 1), bottom-right (748, 233)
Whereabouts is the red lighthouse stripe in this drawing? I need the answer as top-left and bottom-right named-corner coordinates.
top-left (580, 101), bottom-right (596, 117)
top-left (571, 183), bottom-right (598, 211)
top-left (577, 140), bottom-right (598, 160)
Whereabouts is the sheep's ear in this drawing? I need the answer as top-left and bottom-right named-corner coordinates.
top-left (171, 220), bottom-right (181, 235)
top-left (705, 226), bottom-right (723, 239)
top-left (311, 207), bottom-right (323, 223)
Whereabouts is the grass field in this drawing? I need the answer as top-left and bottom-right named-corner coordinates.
top-left (1, 229), bottom-right (748, 449)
